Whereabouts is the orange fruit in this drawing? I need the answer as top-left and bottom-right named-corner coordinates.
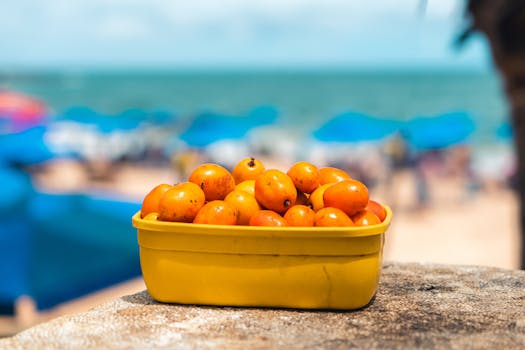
top-left (193, 200), bottom-right (238, 225)
top-left (158, 182), bottom-right (205, 222)
top-left (309, 183), bottom-right (334, 212)
top-left (224, 190), bottom-right (261, 225)
top-left (323, 179), bottom-right (369, 216)
top-left (232, 157), bottom-right (265, 184)
top-left (142, 212), bottom-right (159, 221)
top-left (235, 180), bottom-right (255, 196)
top-left (189, 163), bottom-right (236, 201)
top-left (249, 210), bottom-right (287, 226)
top-left (318, 167), bottom-right (351, 185)
top-left (366, 199), bottom-right (387, 222)
top-left (283, 205), bottom-right (315, 227)
top-left (140, 183), bottom-right (173, 218)
top-left (352, 210), bottom-right (381, 226)
top-left (314, 207), bottom-right (354, 227)
top-left (287, 161), bottom-right (320, 194)
top-left (254, 169), bottom-right (297, 214)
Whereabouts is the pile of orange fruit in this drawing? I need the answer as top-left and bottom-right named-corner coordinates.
top-left (140, 157), bottom-right (387, 227)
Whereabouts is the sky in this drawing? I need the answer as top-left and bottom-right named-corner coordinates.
top-left (0, 0), bottom-right (492, 71)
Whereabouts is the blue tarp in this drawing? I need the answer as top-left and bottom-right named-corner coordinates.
top-left (0, 169), bottom-right (33, 314)
top-left (0, 167), bottom-right (32, 212)
top-left (312, 111), bottom-right (402, 143)
top-left (25, 193), bottom-right (141, 311)
top-left (0, 184), bottom-right (142, 314)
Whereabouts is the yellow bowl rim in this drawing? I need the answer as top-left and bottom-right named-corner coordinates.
top-left (132, 205), bottom-right (392, 238)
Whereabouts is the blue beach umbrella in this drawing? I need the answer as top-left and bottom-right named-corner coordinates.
top-left (52, 107), bottom-right (152, 160)
top-left (56, 106), bottom-right (98, 125)
top-left (58, 107), bottom-right (145, 133)
top-left (179, 108), bottom-right (278, 147)
top-left (402, 112), bottom-right (476, 151)
top-left (312, 111), bottom-right (402, 143)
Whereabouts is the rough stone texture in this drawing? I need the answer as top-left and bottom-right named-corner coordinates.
top-left (2, 263), bottom-right (525, 349)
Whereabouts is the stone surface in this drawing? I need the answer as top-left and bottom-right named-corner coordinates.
top-left (2, 263), bottom-right (525, 349)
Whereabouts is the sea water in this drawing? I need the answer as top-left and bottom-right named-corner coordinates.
top-left (0, 69), bottom-right (509, 146)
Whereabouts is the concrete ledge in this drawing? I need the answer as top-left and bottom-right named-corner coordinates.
top-left (2, 263), bottom-right (525, 349)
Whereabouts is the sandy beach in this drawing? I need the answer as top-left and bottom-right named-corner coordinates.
top-left (1, 158), bottom-right (520, 336)
top-left (382, 170), bottom-right (519, 269)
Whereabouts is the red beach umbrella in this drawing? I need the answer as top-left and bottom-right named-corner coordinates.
top-left (0, 90), bottom-right (48, 132)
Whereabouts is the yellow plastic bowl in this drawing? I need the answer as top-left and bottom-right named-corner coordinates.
top-left (132, 206), bottom-right (392, 310)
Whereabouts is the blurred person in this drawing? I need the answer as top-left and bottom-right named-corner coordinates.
top-left (446, 144), bottom-right (480, 199)
top-left (383, 132), bottom-right (411, 172)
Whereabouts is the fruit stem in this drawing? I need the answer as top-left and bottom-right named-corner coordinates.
top-left (248, 157), bottom-right (256, 167)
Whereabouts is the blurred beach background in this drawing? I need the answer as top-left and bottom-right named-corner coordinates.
top-left (0, 0), bottom-right (520, 335)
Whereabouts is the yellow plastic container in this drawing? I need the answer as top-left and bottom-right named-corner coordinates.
top-left (132, 206), bottom-right (392, 310)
